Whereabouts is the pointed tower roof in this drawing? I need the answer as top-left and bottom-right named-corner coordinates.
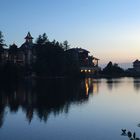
top-left (10, 43), bottom-right (18, 48)
top-left (24, 32), bottom-right (33, 40)
top-left (20, 32), bottom-right (34, 50)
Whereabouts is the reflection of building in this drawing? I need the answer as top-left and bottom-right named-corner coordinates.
top-left (133, 79), bottom-right (140, 91)
top-left (92, 79), bottom-right (99, 94)
top-left (66, 48), bottom-right (100, 75)
top-left (84, 78), bottom-right (99, 96)
top-left (0, 79), bottom-right (91, 125)
top-left (85, 79), bottom-right (89, 96)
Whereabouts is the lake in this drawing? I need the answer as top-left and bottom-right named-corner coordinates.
top-left (0, 77), bottom-right (140, 140)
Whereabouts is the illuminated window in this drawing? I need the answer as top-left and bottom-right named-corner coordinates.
top-left (88, 70), bottom-right (91, 72)
top-left (85, 70), bottom-right (87, 72)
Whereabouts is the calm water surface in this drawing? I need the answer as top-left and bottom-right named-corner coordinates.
top-left (0, 78), bottom-right (140, 140)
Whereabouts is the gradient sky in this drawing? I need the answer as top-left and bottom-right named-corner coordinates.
top-left (0, 0), bottom-right (140, 66)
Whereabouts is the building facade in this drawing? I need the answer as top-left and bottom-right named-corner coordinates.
top-left (66, 48), bottom-right (100, 75)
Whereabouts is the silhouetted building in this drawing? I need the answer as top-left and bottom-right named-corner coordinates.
top-left (133, 59), bottom-right (140, 72)
top-left (8, 43), bottom-right (18, 63)
top-left (66, 48), bottom-right (100, 75)
top-left (0, 33), bottom-right (100, 77)
top-left (2, 32), bottom-right (36, 67)
top-left (19, 32), bottom-right (36, 66)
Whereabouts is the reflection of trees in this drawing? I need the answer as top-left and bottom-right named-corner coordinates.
top-left (0, 99), bottom-right (5, 128)
top-left (133, 78), bottom-right (140, 92)
top-left (106, 79), bottom-right (113, 90)
top-left (0, 84), bottom-right (14, 128)
top-left (106, 78), bottom-right (122, 90)
top-left (0, 78), bottom-right (94, 126)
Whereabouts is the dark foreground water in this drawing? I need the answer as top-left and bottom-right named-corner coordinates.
top-left (0, 78), bottom-right (140, 140)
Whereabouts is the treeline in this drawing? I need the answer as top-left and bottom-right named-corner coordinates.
top-left (100, 61), bottom-right (140, 78)
top-left (101, 61), bottom-right (125, 77)
top-left (34, 33), bottom-right (80, 78)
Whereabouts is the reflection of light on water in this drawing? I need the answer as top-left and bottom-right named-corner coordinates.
top-left (93, 82), bottom-right (98, 94)
top-left (91, 79), bottom-right (99, 94)
top-left (85, 78), bottom-right (99, 96)
top-left (85, 79), bottom-right (89, 96)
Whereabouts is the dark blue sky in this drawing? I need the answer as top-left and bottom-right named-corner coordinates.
top-left (0, 0), bottom-right (140, 64)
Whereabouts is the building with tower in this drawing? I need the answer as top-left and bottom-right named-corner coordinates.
top-left (0, 32), bottom-right (100, 77)
top-left (6, 32), bottom-right (35, 67)
top-left (20, 32), bottom-right (35, 66)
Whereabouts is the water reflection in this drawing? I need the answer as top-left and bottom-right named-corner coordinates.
top-left (106, 78), bottom-right (124, 90)
top-left (105, 78), bottom-right (140, 92)
top-left (93, 80), bottom-right (99, 94)
top-left (0, 78), bottom-right (139, 130)
top-left (0, 78), bottom-right (96, 127)
top-left (133, 78), bottom-right (140, 91)
top-left (84, 78), bottom-right (99, 96)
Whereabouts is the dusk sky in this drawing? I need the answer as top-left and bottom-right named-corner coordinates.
top-left (0, 0), bottom-right (140, 66)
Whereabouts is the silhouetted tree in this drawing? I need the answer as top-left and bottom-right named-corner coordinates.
top-left (36, 33), bottom-right (48, 45)
top-left (34, 34), bottom-right (66, 77)
top-left (63, 40), bottom-right (70, 51)
top-left (102, 61), bottom-right (124, 76)
top-left (0, 31), bottom-right (5, 62)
